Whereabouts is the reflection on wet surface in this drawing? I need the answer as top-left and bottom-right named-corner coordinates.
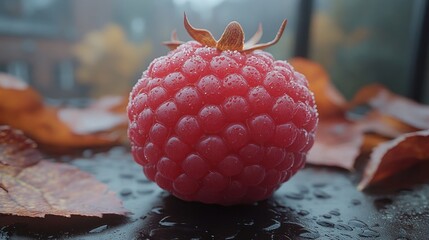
top-left (1, 146), bottom-right (428, 239)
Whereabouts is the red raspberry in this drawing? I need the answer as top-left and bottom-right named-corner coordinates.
top-left (127, 15), bottom-right (318, 205)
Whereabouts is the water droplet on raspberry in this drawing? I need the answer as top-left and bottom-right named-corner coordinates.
top-left (202, 172), bottom-right (229, 192)
top-left (155, 173), bottom-right (173, 191)
top-left (239, 143), bottom-right (264, 164)
top-left (271, 94), bottom-right (296, 123)
top-left (222, 96), bottom-right (250, 122)
top-left (222, 74), bottom-right (249, 96)
top-left (164, 136), bottom-right (191, 162)
top-left (149, 123), bottom-right (169, 147)
top-left (273, 123), bottom-right (298, 148)
top-left (263, 71), bottom-right (288, 97)
top-left (222, 123), bottom-right (249, 150)
top-left (157, 157), bottom-right (181, 180)
top-left (182, 153), bottom-right (209, 180)
top-left (173, 174), bottom-right (199, 195)
top-left (182, 55), bottom-right (207, 81)
top-left (197, 75), bottom-right (224, 104)
top-left (196, 136), bottom-right (228, 165)
top-left (174, 86), bottom-right (203, 114)
top-left (175, 115), bottom-right (202, 144)
top-left (155, 101), bottom-right (180, 127)
top-left (218, 155), bottom-right (243, 177)
top-left (248, 114), bottom-right (275, 144)
top-left (147, 86), bottom-right (168, 110)
top-left (163, 72), bottom-right (187, 92)
top-left (144, 142), bottom-right (161, 165)
top-left (198, 105), bottom-right (226, 133)
top-left (210, 55), bottom-right (239, 78)
top-left (241, 66), bottom-right (262, 86)
top-left (239, 165), bottom-right (266, 186)
top-left (247, 86), bottom-right (272, 113)
top-left (245, 55), bottom-right (269, 73)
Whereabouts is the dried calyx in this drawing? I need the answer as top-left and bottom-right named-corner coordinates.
top-left (164, 14), bottom-right (287, 53)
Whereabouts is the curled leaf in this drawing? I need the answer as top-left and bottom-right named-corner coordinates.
top-left (349, 84), bottom-right (429, 129)
top-left (289, 58), bottom-right (346, 119)
top-left (307, 118), bottom-right (363, 170)
top-left (358, 130), bottom-right (429, 190)
top-left (0, 126), bottom-right (126, 218)
top-left (0, 74), bottom-right (124, 151)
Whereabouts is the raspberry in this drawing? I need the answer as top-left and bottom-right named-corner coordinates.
top-left (127, 15), bottom-right (318, 205)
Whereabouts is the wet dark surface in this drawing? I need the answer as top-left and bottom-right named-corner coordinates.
top-left (1, 146), bottom-right (428, 240)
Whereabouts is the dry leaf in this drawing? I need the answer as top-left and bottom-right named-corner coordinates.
top-left (0, 74), bottom-right (124, 151)
top-left (349, 84), bottom-right (429, 129)
top-left (0, 125), bottom-right (126, 218)
top-left (307, 118), bottom-right (363, 170)
top-left (358, 130), bottom-right (429, 190)
top-left (289, 57), bottom-right (346, 119)
top-left (355, 110), bottom-right (417, 138)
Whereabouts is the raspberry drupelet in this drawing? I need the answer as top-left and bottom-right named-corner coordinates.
top-left (127, 14), bottom-right (318, 205)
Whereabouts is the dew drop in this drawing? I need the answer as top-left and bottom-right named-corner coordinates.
top-left (299, 230), bottom-right (320, 239)
top-left (335, 223), bottom-right (353, 231)
top-left (285, 192), bottom-right (305, 200)
top-left (316, 220), bottom-right (335, 228)
top-left (159, 216), bottom-right (177, 227)
top-left (298, 210), bottom-right (310, 216)
top-left (263, 219), bottom-right (281, 231)
top-left (329, 210), bottom-right (340, 216)
top-left (120, 188), bottom-right (133, 197)
top-left (89, 225), bottom-right (108, 234)
top-left (348, 219), bottom-right (368, 228)
top-left (358, 229), bottom-right (380, 238)
top-left (151, 207), bottom-right (163, 214)
top-left (313, 189), bottom-right (331, 199)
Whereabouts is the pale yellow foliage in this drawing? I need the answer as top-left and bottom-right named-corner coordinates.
top-left (74, 24), bottom-right (151, 97)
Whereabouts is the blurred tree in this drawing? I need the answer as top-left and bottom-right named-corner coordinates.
top-left (73, 24), bottom-right (151, 97)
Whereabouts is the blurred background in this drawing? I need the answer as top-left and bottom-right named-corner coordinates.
top-left (0, 0), bottom-right (428, 105)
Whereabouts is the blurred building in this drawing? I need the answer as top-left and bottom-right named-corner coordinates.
top-left (0, 0), bottom-right (113, 99)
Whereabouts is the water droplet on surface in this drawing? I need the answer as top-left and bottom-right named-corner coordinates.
top-left (351, 199), bottom-right (361, 205)
top-left (313, 189), bottom-right (331, 199)
top-left (89, 225), bottom-right (108, 234)
top-left (137, 178), bottom-right (151, 184)
top-left (159, 216), bottom-right (177, 227)
top-left (120, 188), bottom-right (133, 197)
top-left (151, 207), bottom-right (163, 214)
top-left (299, 230), bottom-right (320, 239)
top-left (329, 210), bottom-right (340, 216)
top-left (298, 210), bottom-right (310, 216)
top-left (285, 192), bottom-right (304, 200)
top-left (120, 173), bottom-right (134, 179)
top-left (348, 219), bottom-right (368, 228)
top-left (316, 220), bottom-right (335, 228)
top-left (137, 189), bottom-right (155, 195)
top-left (322, 214), bottom-right (332, 219)
top-left (263, 219), bottom-right (281, 231)
top-left (358, 229), bottom-right (380, 238)
top-left (335, 223), bottom-right (353, 231)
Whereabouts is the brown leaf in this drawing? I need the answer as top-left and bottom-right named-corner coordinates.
top-left (289, 58), bottom-right (347, 119)
top-left (358, 130), bottom-right (429, 190)
top-left (0, 126), bottom-right (126, 218)
top-left (349, 84), bottom-right (429, 129)
top-left (0, 73), bottom-right (43, 112)
top-left (0, 126), bottom-right (41, 167)
top-left (0, 74), bottom-right (123, 151)
top-left (307, 118), bottom-right (363, 170)
top-left (355, 110), bottom-right (417, 138)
